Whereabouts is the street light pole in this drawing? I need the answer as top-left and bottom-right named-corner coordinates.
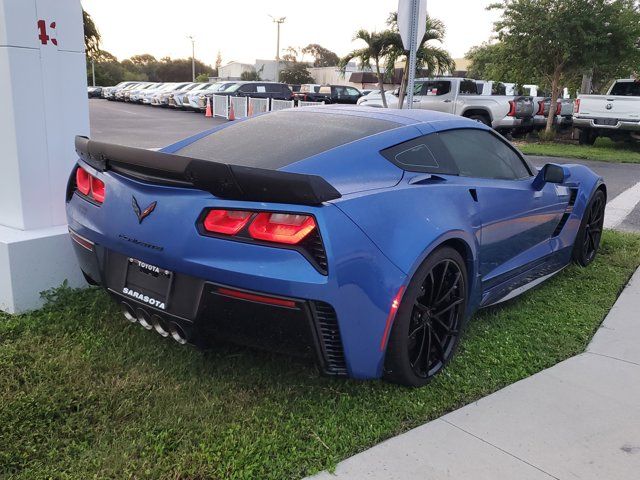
top-left (187, 35), bottom-right (195, 82)
top-left (269, 16), bottom-right (286, 82)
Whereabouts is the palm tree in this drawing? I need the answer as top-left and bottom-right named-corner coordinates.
top-left (385, 13), bottom-right (455, 109)
top-left (339, 30), bottom-right (394, 108)
top-left (83, 9), bottom-right (101, 58)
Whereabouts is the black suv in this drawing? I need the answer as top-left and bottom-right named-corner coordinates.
top-left (206, 81), bottom-right (293, 101)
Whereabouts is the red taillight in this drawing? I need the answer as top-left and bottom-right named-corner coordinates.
top-left (556, 102), bottom-right (562, 116)
top-left (248, 212), bottom-right (316, 245)
top-left (537, 100), bottom-right (545, 116)
top-left (91, 176), bottom-right (105, 203)
top-left (75, 167), bottom-right (91, 195)
top-left (507, 100), bottom-right (516, 117)
top-left (217, 287), bottom-right (296, 308)
top-left (574, 99), bottom-right (580, 114)
top-left (203, 209), bottom-right (252, 235)
top-left (75, 165), bottom-right (106, 204)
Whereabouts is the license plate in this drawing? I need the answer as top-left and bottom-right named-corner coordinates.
top-left (122, 258), bottom-right (173, 310)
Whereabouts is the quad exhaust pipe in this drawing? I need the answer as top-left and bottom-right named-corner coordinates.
top-left (121, 301), bottom-right (189, 345)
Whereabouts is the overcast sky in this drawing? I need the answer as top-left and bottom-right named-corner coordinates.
top-left (81, 0), bottom-right (500, 65)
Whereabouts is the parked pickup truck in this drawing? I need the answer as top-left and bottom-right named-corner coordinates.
top-left (358, 77), bottom-right (534, 134)
top-left (293, 84), bottom-right (363, 104)
top-left (573, 78), bottom-right (640, 144)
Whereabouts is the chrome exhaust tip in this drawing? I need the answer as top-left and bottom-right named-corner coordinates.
top-left (122, 302), bottom-right (137, 323)
top-left (169, 322), bottom-right (188, 345)
top-left (151, 314), bottom-right (170, 338)
top-left (136, 308), bottom-right (153, 331)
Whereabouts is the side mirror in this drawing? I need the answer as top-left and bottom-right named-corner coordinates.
top-left (533, 163), bottom-right (567, 190)
top-left (392, 88), bottom-right (400, 96)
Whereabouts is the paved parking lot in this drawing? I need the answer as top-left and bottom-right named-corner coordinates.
top-left (89, 99), bottom-right (640, 232)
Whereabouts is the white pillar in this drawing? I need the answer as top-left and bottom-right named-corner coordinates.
top-left (0, 0), bottom-right (89, 313)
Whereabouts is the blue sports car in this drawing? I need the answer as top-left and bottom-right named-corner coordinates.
top-left (66, 107), bottom-right (605, 387)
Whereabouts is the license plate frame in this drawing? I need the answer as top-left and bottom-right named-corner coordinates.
top-left (122, 258), bottom-right (173, 310)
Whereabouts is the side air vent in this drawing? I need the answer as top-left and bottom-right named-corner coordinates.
top-left (552, 188), bottom-right (578, 237)
top-left (312, 302), bottom-right (347, 376)
top-left (300, 229), bottom-right (328, 274)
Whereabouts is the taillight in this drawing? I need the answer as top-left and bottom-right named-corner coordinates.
top-left (75, 167), bottom-right (91, 195)
top-left (507, 100), bottom-right (516, 117)
top-left (574, 99), bottom-right (580, 114)
top-left (75, 166), bottom-right (106, 204)
top-left (91, 177), bottom-right (105, 203)
top-left (203, 209), bottom-right (252, 235)
top-left (537, 101), bottom-right (545, 116)
top-left (248, 213), bottom-right (316, 245)
top-left (556, 102), bottom-right (562, 116)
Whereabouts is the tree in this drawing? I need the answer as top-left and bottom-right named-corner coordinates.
top-left (282, 46), bottom-right (300, 63)
top-left (301, 44), bottom-right (340, 67)
top-left (490, 0), bottom-right (640, 132)
top-left (280, 62), bottom-right (315, 84)
top-left (214, 51), bottom-right (223, 77)
top-left (83, 9), bottom-right (100, 58)
top-left (196, 73), bottom-right (210, 82)
top-left (240, 67), bottom-right (262, 81)
top-left (340, 30), bottom-right (394, 108)
top-left (385, 12), bottom-right (454, 109)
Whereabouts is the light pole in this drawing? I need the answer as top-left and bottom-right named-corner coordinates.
top-left (187, 35), bottom-right (195, 82)
top-left (269, 16), bottom-right (286, 82)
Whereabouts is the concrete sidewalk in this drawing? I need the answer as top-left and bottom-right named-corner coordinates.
top-left (309, 267), bottom-right (640, 480)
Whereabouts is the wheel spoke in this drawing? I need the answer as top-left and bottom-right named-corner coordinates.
top-left (431, 330), bottom-right (447, 365)
top-left (434, 260), bottom-right (450, 302)
top-left (408, 322), bottom-right (427, 339)
top-left (435, 272), bottom-right (461, 306)
top-left (433, 298), bottom-right (463, 318)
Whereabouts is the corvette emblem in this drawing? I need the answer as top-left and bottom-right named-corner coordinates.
top-left (132, 196), bottom-right (157, 224)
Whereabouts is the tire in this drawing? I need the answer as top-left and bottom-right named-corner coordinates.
top-left (578, 129), bottom-right (597, 145)
top-left (384, 247), bottom-right (468, 387)
top-left (573, 189), bottom-right (605, 267)
top-left (466, 114), bottom-right (491, 127)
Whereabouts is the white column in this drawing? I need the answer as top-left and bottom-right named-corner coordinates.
top-left (0, 0), bottom-right (89, 313)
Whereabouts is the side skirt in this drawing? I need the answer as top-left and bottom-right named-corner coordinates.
top-left (483, 266), bottom-right (566, 308)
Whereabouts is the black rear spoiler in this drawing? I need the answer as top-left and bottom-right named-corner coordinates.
top-left (74, 136), bottom-right (341, 205)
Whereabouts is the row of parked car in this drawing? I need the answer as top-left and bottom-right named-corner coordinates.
top-left (96, 76), bottom-right (640, 143)
top-left (97, 80), bottom-right (368, 112)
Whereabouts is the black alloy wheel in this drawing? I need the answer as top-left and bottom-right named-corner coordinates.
top-left (573, 189), bottom-right (606, 267)
top-left (385, 247), bottom-right (468, 387)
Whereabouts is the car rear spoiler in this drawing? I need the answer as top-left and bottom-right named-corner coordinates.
top-left (74, 136), bottom-right (341, 205)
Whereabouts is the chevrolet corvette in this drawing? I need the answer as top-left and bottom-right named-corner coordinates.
top-left (66, 106), bottom-right (605, 386)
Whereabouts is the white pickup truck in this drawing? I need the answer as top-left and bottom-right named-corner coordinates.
top-left (357, 77), bottom-right (534, 135)
top-left (573, 78), bottom-right (640, 144)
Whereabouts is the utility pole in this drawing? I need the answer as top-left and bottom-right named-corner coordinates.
top-left (269, 16), bottom-right (286, 82)
top-left (187, 35), bottom-right (195, 82)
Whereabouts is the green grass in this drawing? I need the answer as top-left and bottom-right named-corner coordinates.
top-left (516, 137), bottom-right (640, 163)
top-left (2, 231), bottom-right (640, 480)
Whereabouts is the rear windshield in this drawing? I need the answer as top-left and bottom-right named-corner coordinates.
top-left (610, 81), bottom-right (640, 96)
top-left (176, 110), bottom-right (399, 169)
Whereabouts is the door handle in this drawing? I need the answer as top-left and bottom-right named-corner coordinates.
top-left (412, 99), bottom-right (420, 103)
top-left (443, 99), bottom-right (452, 103)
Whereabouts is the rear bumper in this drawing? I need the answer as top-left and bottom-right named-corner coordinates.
top-left (493, 116), bottom-right (533, 130)
top-left (573, 116), bottom-right (640, 131)
top-left (71, 238), bottom-right (348, 375)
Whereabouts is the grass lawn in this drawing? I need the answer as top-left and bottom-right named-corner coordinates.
top-left (516, 137), bottom-right (640, 164)
top-left (2, 230), bottom-right (640, 480)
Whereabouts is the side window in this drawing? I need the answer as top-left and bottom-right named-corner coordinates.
top-left (255, 85), bottom-right (267, 93)
top-left (459, 80), bottom-right (478, 95)
top-left (437, 129), bottom-right (531, 180)
top-left (239, 84), bottom-right (257, 93)
top-left (333, 86), bottom-right (347, 98)
top-left (346, 87), bottom-right (360, 96)
top-left (381, 134), bottom-right (459, 175)
top-left (422, 81), bottom-right (451, 96)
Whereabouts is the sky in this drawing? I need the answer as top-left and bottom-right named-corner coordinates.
top-left (81, 0), bottom-right (500, 66)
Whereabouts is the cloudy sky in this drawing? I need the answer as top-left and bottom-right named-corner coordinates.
top-left (81, 0), bottom-right (500, 65)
